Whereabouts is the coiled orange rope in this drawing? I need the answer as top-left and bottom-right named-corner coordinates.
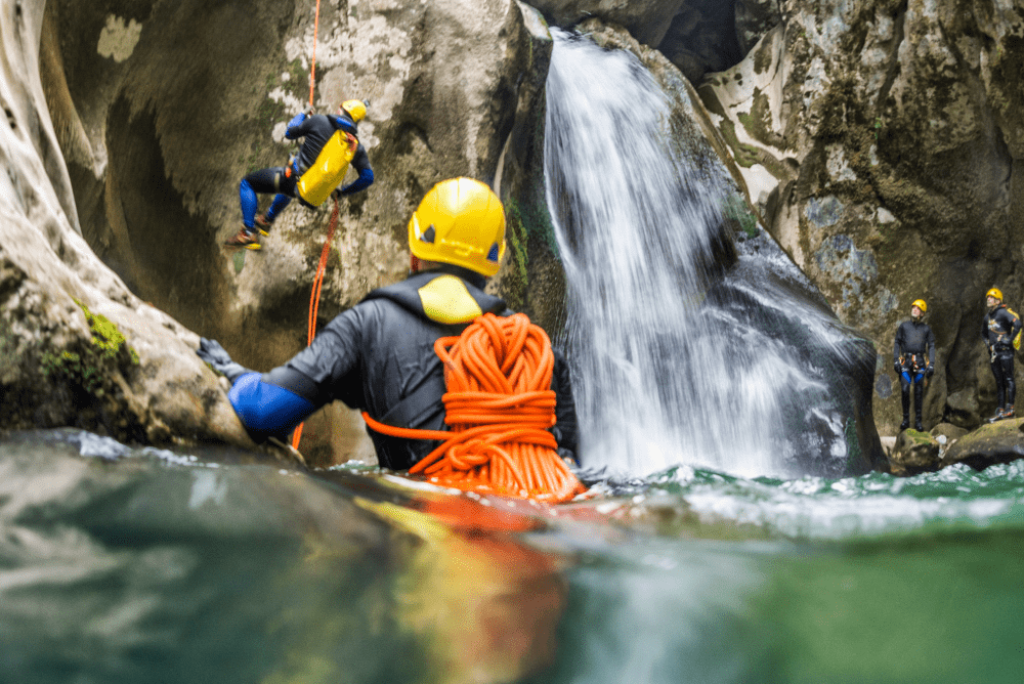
top-left (362, 313), bottom-right (586, 504)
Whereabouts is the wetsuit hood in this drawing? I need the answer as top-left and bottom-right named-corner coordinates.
top-left (361, 265), bottom-right (506, 325)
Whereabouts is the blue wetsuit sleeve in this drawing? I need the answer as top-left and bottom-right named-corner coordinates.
top-left (340, 168), bottom-right (374, 195)
top-left (285, 112), bottom-right (309, 140)
top-left (228, 372), bottom-right (316, 442)
top-left (339, 147), bottom-right (374, 195)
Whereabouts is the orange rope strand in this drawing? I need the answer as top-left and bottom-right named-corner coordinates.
top-left (308, 0), bottom-right (321, 107)
top-left (291, 196), bottom-right (340, 449)
top-left (362, 313), bottom-right (586, 504)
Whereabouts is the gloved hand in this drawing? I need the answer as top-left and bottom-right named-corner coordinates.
top-left (304, 102), bottom-right (315, 116)
top-left (196, 338), bottom-right (250, 383)
top-left (893, 362), bottom-right (901, 375)
top-left (926, 365), bottom-right (934, 378)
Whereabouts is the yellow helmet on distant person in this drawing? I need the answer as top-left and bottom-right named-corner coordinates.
top-left (987, 288), bottom-right (1003, 301)
top-left (911, 299), bottom-right (927, 313)
top-left (408, 178), bottom-right (506, 277)
top-left (341, 99), bottom-right (367, 122)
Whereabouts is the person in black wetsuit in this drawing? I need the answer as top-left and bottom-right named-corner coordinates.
top-left (225, 99), bottom-right (375, 250)
top-left (200, 177), bottom-right (579, 469)
top-left (893, 298), bottom-right (936, 432)
top-left (981, 287), bottom-right (1022, 422)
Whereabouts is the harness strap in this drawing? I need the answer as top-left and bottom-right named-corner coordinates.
top-left (378, 373), bottom-right (447, 431)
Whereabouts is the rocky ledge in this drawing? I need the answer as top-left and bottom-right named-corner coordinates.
top-left (885, 419), bottom-right (1024, 477)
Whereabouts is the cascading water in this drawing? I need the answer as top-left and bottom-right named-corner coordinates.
top-left (544, 31), bottom-right (874, 479)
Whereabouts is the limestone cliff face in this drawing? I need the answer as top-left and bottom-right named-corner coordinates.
top-left (695, 0), bottom-right (1024, 432)
top-left (1, 0), bottom-right (251, 449)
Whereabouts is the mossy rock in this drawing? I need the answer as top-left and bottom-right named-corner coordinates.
top-left (941, 419), bottom-right (1024, 470)
top-left (888, 429), bottom-right (941, 476)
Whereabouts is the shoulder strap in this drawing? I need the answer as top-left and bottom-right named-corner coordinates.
top-left (377, 372), bottom-right (446, 430)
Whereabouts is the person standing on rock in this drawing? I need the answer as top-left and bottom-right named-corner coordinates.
top-left (982, 287), bottom-right (1022, 422)
top-left (893, 298), bottom-right (935, 432)
top-left (225, 99), bottom-right (375, 250)
top-left (201, 177), bottom-right (579, 470)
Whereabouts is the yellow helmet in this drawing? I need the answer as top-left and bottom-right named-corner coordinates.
top-left (341, 99), bottom-right (367, 122)
top-left (911, 299), bottom-right (927, 313)
top-left (987, 288), bottom-right (1003, 301)
top-left (408, 178), bottom-right (506, 277)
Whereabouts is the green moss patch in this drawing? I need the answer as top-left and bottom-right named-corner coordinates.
top-left (41, 301), bottom-right (139, 397)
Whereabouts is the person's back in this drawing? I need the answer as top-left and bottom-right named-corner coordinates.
top-left (200, 177), bottom-right (579, 471)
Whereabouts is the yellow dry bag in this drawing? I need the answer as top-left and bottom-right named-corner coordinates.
top-left (1010, 307), bottom-right (1022, 351)
top-left (296, 131), bottom-right (357, 207)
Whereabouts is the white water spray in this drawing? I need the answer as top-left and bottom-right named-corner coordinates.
top-left (545, 32), bottom-right (853, 478)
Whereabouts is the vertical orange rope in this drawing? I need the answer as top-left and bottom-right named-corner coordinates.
top-left (292, 0), bottom-right (328, 450)
top-left (292, 197), bottom-right (340, 449)
top-left (308, 0), bottom-right (321, 107)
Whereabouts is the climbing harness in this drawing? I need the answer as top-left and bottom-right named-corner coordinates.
top-left (362, 313), bottom-right (587, 504)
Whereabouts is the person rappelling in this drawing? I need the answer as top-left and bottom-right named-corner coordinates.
top-left (982, 287), bottom-right (1022, 422)
top-left (200, 178), bottom-right (584, 502)
top-left (892, 298), bottom-right (935, 432)
top-left (225, 99), bottom-right (375, 250)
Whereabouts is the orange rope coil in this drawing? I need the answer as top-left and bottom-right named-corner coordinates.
top-left (363, 313), bottom-right (586, 504)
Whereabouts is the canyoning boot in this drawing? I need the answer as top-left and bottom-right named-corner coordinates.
top-left (987, 408), bottom-right (1005, 424)
top-left (899, 417), bottom-right (910, 431)
top-left (1003, 406), bottom-right (1015, 420)
top-left (915, 420), bottom-right (924, 432)
top-left (225, 226), bottom-right (261, 250)
top-left (254, 214), bottom-right (273, 237)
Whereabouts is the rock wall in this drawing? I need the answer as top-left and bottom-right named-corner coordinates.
top-left (1, 0), bottom-right (251, 450)
top-left (696, 0), bottom-right (1024, 433)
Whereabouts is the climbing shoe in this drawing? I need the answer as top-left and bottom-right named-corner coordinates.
top-left (255, 214), bottom-right (273, 237)
top-left (899, 419), bottom-right (910, 431)
top-left (225, 227), bottom-right (261, 250)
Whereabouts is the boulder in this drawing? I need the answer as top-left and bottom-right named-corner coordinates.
top-left (888, 429), bottom-right (941, 476)
top-left (941, 418), bottom-right (1024, 471)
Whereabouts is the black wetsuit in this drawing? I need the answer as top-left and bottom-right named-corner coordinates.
top-left (982, 304), bottom-right (1022, 411)
top-left (893, 319), bottom-right (936, 428)
top-left (239, 112), bottom-right (374, 229)
top-left (227, 266), bottom-right (579, 470)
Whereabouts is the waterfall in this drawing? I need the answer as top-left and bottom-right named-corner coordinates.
top-left (545, 31), bottom-right (862, 479)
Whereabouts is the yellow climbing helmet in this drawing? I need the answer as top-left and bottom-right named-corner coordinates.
top-left (341, 99), bottom-right (367, 122)
top-left (911, 299), bottom-right (927, 313)
top-left (987, 287), bottom-right (1003, 301)
top-left (408, 177), bottom-right (506, 277)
